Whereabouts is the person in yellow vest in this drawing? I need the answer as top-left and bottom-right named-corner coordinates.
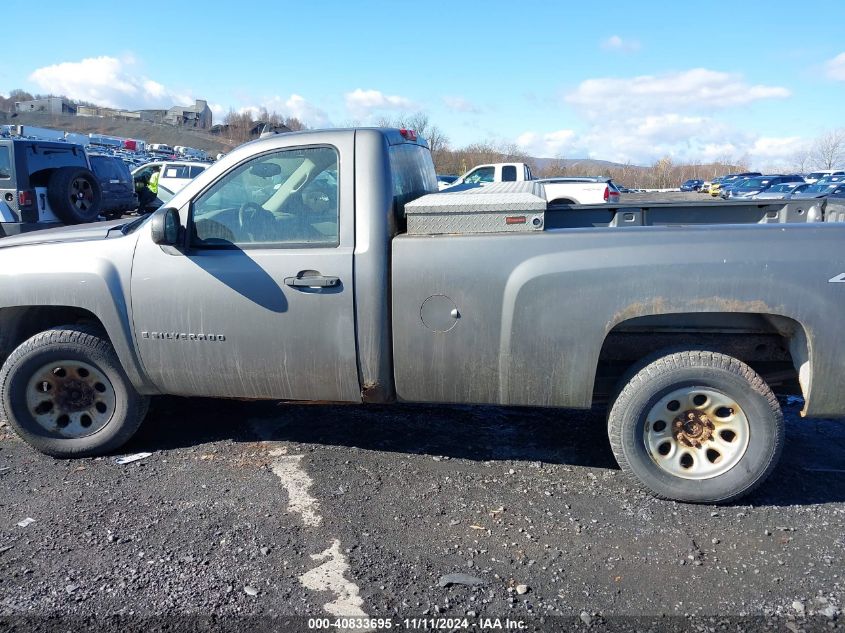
top-left (148, 169), bottom-right (160, 195)
top-left (134, 168), bottom-right (161, 211)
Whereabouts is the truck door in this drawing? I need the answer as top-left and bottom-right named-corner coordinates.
top-left (129, 141), bottom-right (361, 402)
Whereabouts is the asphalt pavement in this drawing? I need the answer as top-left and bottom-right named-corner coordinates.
top-left (1, 394), bottom-right (843, 632)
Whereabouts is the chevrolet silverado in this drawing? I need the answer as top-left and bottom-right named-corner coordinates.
top-left (1, 127), bottom-right (843, 504)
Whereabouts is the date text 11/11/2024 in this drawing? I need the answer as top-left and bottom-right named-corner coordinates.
top-left (307, 617), bottom-right (528, 630)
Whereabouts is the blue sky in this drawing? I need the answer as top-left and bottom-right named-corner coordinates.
top-left (2, 0), bottom-right (844, 168)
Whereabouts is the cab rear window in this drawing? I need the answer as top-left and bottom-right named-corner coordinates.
top-left (91, 156), bottom-right (121, 180)
top-left (388, 144), bottom-right (438, 218)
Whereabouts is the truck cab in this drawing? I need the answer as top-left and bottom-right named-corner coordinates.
top-left (450, 162), bottom-right (534, 186)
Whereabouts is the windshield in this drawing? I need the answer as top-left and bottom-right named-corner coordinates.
top-left (805, 183), bottom-right (836, 194)
top-left (818, 175), bottom-right (845, 184)
top-left (769, 183), bottom-right (794, 192)
top-left (737, 177), bottom-right (772, 188)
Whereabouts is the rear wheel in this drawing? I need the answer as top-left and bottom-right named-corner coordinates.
top-left (47, 167), bottom-right (102, 224)
top-left (608, 350), bottom-right (784, 503)
top-left (0, 327), bottom-right (149, 458)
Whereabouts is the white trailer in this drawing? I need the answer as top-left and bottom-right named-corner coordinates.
top-left (174, 145), bottom-right (209, 161)
top-left (64, 132), bottom-right (90, 146)
top-left (88, 134), bottom-right (123, 149)
top-left (13, 125), bottom-right (66, 141)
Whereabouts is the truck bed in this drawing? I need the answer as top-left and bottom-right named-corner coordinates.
top-left (545, 198), bottom-right (831, 228)
top-left (391, 206), bottom-right (845, 417)
top-left (405, 183), bottom-right (839, 236)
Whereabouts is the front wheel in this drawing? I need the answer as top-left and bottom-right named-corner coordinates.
top-left (0, 327), bottom-right (149, 458)
top-left (608, 350), bottom-right (784, 503)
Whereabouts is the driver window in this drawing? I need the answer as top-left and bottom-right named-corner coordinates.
top-left (191, 146), bottom-right (339, 247)
top-left (464, 166), bottom-right (494, 184)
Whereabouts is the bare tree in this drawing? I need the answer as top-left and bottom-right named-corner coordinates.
top-left (0, 88), bottom-right (35, 112)
top-left (812, 128), bottom-right (845, 169)
top-left (789, 146), bottom-right (813, 173)
top-left (653, 156), bottom-right (674, 189)
top-left (378, 113), bottom-right (450, 157)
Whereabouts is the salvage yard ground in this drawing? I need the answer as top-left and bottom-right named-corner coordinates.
top-left (0, 396), bottom-right (843, 631)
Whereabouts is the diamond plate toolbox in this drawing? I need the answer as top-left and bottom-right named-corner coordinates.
top-left (405, 182), bottom-right (547, 235)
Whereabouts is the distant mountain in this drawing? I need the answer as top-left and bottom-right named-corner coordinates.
top-left (532, 156), bottom-right (644, 172)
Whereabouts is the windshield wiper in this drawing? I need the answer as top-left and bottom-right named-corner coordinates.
top-left (121, 214), bottom-right (152, 235)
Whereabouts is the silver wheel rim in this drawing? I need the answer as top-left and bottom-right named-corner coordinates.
top-left (25, 360), bottom-right (116, 438)
top-left (644, 387), bottom-right (750, 480)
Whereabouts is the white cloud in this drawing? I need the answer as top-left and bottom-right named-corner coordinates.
top-left (600, 35), bottom-right (640, 53)
top-left (748, 136), bottom-right (809, 162)
top-left (344, 88), bottom-right (416, 120)
top-left (516, 67), bottom-right (798, 165)
top-left (443, 96), bottom-right (480, 113)
top-left (285, 94), bottom-right (331, 127)
top-left (566, 68), bottom-right (791, 117)
top-left (632, 114), bottom-right (710, 142)
top-left (238, 94), bottom-right (331, 128)
top-left (825, 52), bottom-right (845, 80)
top-left (517, 114), bottom-right (806, 168)
top-left (28, 56), bottom-right (194, 109)
top-left (516, 130), bottom-right (576, 157)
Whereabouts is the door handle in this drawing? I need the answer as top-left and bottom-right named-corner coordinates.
top-left (284, 274), bottom-right (340, 288)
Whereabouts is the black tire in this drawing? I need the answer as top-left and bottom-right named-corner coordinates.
top-left (0, 326), bottom-right (149, 458)
top-left (607, 350), bottom-right (784, 504)
top-left (47, 167), bottom-right (102, 224)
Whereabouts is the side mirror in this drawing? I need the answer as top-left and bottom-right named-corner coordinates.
top-left (150, 207), bottom-right (180, 245)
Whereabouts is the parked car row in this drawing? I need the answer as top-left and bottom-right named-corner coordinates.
top-left (0, 133), bottom-right (215, 235)
top-left (698, 170), bottom-right (845, 201)
top-left (756, 179), bottom-right (845, 199)
top-left (722, 174), bottom-right (805, 199)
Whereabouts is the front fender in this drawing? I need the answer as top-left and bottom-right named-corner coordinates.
top-left (0, 235), bottom-right (159, 394)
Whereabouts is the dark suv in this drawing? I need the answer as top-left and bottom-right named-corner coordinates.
top-left (0, 138), bottom-right (102, 235)
top-left (89, 154), bottom-right (138, 220)
top-left (680, 179), bottom-right (705, 192)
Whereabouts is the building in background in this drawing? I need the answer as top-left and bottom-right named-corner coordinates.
top-left (12, 97), bottom-right (213, 130)
top-left (77, 105), bottom-right (141, 120)
top-left (15, 97), bottom-right (77, 115)
top-left (165, 100), bottom-right (212, 129)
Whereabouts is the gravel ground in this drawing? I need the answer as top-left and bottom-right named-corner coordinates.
top-left (1, 395), bottom-right (843, 632)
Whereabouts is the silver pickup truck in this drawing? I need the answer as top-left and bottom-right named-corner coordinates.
top-left (1, 127), bottom-right (843, 504)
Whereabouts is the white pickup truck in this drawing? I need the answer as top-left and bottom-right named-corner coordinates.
top-left (447, 161), bottom-right (621, 204)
